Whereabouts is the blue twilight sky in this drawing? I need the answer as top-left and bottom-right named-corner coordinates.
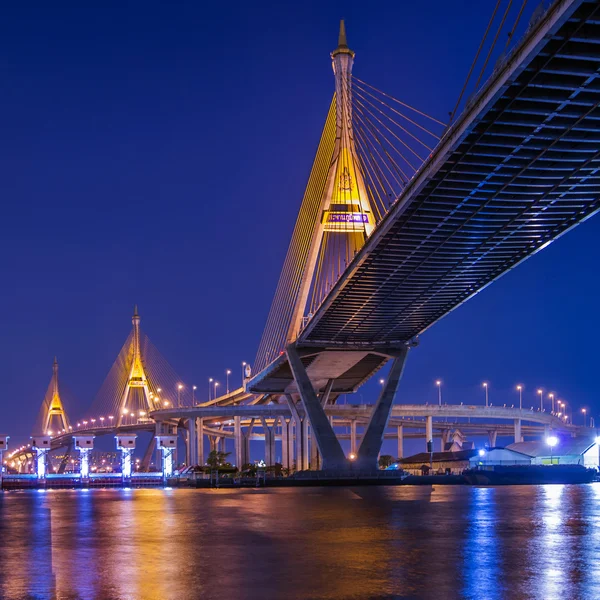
top-left (1, 1), bottom-right (599, 446)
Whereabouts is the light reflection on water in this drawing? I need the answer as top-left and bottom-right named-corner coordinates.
top-left (1, 484), bottom-right (600, 599)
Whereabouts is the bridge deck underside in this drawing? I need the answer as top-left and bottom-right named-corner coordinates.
top-left (300, 0), bottom-right (600, 347)
top-left (248, 350), bottom-right (388, 395)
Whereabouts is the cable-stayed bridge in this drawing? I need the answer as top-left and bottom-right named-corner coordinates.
top-left (4, 0), bottom-right (600, 477)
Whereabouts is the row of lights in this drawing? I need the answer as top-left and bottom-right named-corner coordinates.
top-left (207, 363), bottom-right (248, 402)
top-left (159, 362), bottom-right (249, 407)
top-left (45, 364), bottom-right (252, 436)
top-left (375, 378), bottom-right (589, 425)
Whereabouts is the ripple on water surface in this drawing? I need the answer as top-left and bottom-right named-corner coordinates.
top-left (1, 484), bottom-right (600, 600)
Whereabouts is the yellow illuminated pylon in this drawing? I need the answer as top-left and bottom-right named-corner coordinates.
top-left (288, 20), bottom-right (375, 341)
top-left (116, 306), bottom-right (155, 426)
top-left (43, 357), bottom-right (70, 434)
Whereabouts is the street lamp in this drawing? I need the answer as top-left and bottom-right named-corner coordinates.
top-left (379, 378), bottom-right (385, 385)
top-left (483, 382), bottom-right (489, 407)
top-left (214, 381), bottom-right (219, 399)
top-left (226, 369), bottom-right (231, 394)
top-left (436, 380), bottom-right (442, 406)
top-left (192, 385), bottom-right (197, 404)
top-left (177, 384), bottom-right (183, 407)
top-left (516, 385), bottom-right (523, 410)
top-left (537, 389), bottom-right (543, 411)
top-left (100, 417), bottom-right (105, 426)
top-left (242, 361), bottom-right (247, 383)
top-left (208, 378), bottom-right (213, 401)
top-left (547, 435), bottom-right (558, 465)
top-left (559, 401), bottom-right (566, 422)
top-left (549, 393), bottom-right (555, 413)
top-left (582, 408), bottom-right (587, 427)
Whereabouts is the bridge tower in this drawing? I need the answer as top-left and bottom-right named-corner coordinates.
top-left (116, 306), bottom-right (155, 426)
top-left (45, 357), bottom-right (70, 434)
top-left (249, 22), bottom-right (414, 471)
top-left (255, 21), bottom-right (377, 369)
top-left (286, 20), bottom-right (376, 344)
top-left (33, 357), bottom-right (70, 436)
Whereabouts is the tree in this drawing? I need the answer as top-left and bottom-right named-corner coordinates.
top-left (207, 450), bottom-right (232, 469)
top-left (378, 455), bottom-right (396, 469)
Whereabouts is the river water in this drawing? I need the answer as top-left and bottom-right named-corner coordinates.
top-left (1, 484), bottom-right (599, 600)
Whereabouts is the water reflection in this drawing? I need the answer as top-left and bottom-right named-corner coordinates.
top-left (0, 485), bottom-right (600, 599)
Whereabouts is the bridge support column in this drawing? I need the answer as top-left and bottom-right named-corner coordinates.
top-left (234, 416), bottom-right (243, 469)
top-left (310, 426), bottom-right (320, 470)
top-left (285, 395), bottom-right (306, 471)
top-left (242, 419), bottom-right (254, 467)
top-left (286, 345), bottom-right (347, 470)
top-left (426, 416), bottom-right (433, 452)
top-left (488, 430), bottom-right (498, 448)
top-left (514, 419), bottom-right (523, 444)
top-left (261, 417), bottom-right (276, 467)
top-left (397, 425), bottom-right (404, 459)
top-left (350, 420), bottom-right (357, 455)
top-left (197, 418), bottom-right (204, 466)
top-left (32, 437), bottom-right (51, 480)
top-left (187, 418), bottom-right (197, 466)
top-left (116, 435), bottom-right (136, 481)
top-left (441, 429), bottom-right (450, 452)
top-left (281, 419), bottom-right (291, 471)
top-left (357, 348), bottom-right (409, 470)
top-left (302, 418), bottom-right (310, 469)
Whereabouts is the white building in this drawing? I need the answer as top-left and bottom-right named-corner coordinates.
top-left (469, 447), bottom-right (532, 468)
top-left (507, 438), bottom-right (599, 468)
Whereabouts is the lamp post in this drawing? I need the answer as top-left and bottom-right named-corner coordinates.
top-left (582, 408), bottom-right (587, 427)
top-left (436, 380), bottom-right (442, 406)
top-left (516, 385), bottom-right (523, 410)
top-left (483, 382), bottom-right (489, 407)
top-left (549, 393), bottom-right (555, 413)
top-left (226, 370), bottom-right (231, 394)
top-left (192, 385), bottom-right (197, 404)
top-left (214, 381), bottom-right (220, 400)
top-left (177, 384), bottom-right (183, 408)
top-left (208, 378), bottom-right (213, 402)
top-left (547, 435), bottom-right (558, 465)
top-left (538, 389), bottom-right (543, 411)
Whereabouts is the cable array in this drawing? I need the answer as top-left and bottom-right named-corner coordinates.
top-left (85, 329), bottom-right (190, 421)
top-left (254, 77), bottom-right (444, 370)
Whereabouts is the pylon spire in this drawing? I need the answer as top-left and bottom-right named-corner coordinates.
top-left (332, 19), bottom-right (354, 58)
top-left (339, 19), bottom-right (347, 46)
top-left (52, 357), bottom-right (58, 393)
